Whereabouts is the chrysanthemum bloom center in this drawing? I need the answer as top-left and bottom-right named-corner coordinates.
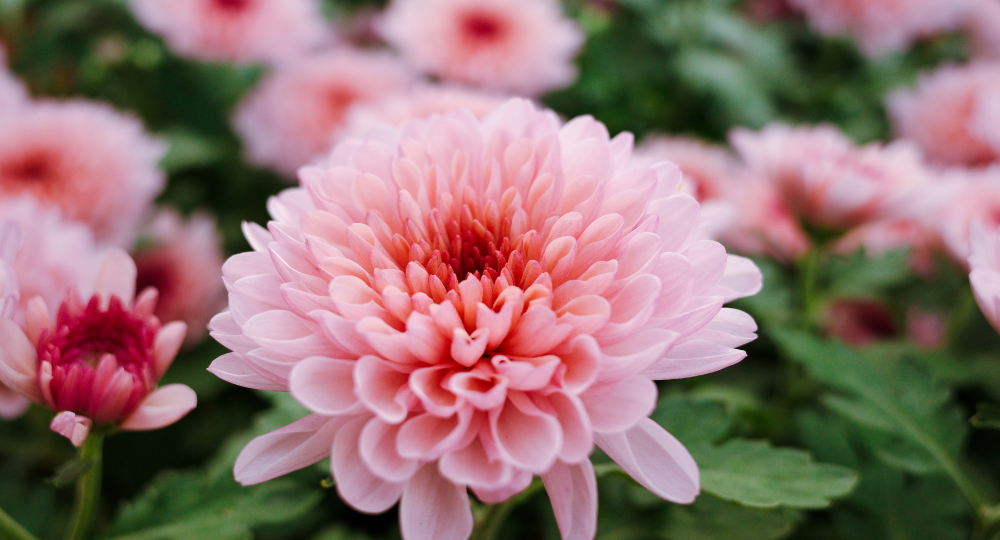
top-left (459, 10), bottom-right (508, 45)
top-left (0, 150), bottom-right (57, 187)
top-left (36, 296), bottom-right (158, 424)
top-left (213, 0), bottom-right (252, 12)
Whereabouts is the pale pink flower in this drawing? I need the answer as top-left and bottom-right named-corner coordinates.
top-left (0, 49), bottom-right (27, 117)
top-left (379, 0), bottom-right (583, 95)
top-left (340, 85), bottom-right (508, 142)
top-left (0, 220), bottom-right (28, 419)
top-left (787, 0), bottom-right (972, 56)
top-left (209, 99), bottom-right (762, 540)
top-left (965, 0), bottom-right (1000, 60)
top-left (233, 50), bottom-right (414, 177)
top-left (718, 177), bottom-right (813, 262)
top-left (135, 210), bottom-right (227, 346)
top-left (128, 0), bottom-right (329, 65)
top-left (888, 63), bottom-right (1000, 166)
top-left (0, 100), bottom-right (165, 245)
top-left (0, 196), bottom-right (106, 326)
top-left (834, 219), bottom-right (941, 276)
top-left (0, 248), bottom-right (196, 446)
top-left (970, 224), bottom-right (1000, 334)
top-left (730, 124), bottom-right (931, 231)
top-left (935, 167), bottom-right (1000, 262)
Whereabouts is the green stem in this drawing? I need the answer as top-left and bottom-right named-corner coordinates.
top-left (65, 435), bottom-right (103, 540)
top-left (470, 479), bottom-right (544, 540)
top-left (0, 506), bottom-right (40, 540)
top-left (797, 247), bottom-right (821, 321)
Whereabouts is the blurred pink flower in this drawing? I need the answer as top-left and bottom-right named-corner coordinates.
top-left (906, 307), bottom-right (946, 349)
top-left (379, 0), bottom-right (583, 95)
top-left (233, 49), bottom-right (414, 177)
top-left (935, 167), bottom-right (1000, 262)
top-left (888, 63), bottom-right (1000, 166)
top-left (210, 99), bottom-right (762, 540)
top-left (129, 0), bottom-right (329, 65)
top-left (730, 124), bottom-right (931, 231)
top-left (0, 100), bottom-right (165, 245)
top-left (340, 84), bottom-right (508, 141)
top-left (787, 0), bottom-right (971, 56)
top-left (969, 223), bottom-right (1000, 333)
top-left (0, 196), bottom-right (106, 326)
top-left (0, 220), bottom-right (28, 419)
top-left (834, 219), bottom-right (941, 276)
top-left (965, 0), bottom-right (1000, 60)
top-left (0, 50), bottom-right (27, 117)
top-left (135, 210), bottom-right (227, 346)
top-left (0, 248), bottom-right (195, 446)
top-left (719, 177), bottom-right (813, 262)
top-left (825, 298), bottom-right (898, 346)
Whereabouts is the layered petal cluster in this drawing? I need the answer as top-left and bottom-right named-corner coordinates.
top-left (340, 85), bottom-right (508, 143)
top-left (0, 220), bottom-right (28, 419)
top-left (888, 63), bottom-right (1000, 166)
top-left (787, 0), bottom-right (972, 56)
top-left (211, 99), bottom-right (762, 540)
top-left (0, 100), bottom-right (165, 245)
top-left (379, 0), bottom-right (583, 95)
top-left (135, 210), bottom-right (227, 346)
top-left (0, 249), bottom-right (196, 446)
top-left (730, 124), bottom-right (931, 231)
top-left (969, 224), bottom-right (1000, 334)
top-left (0, 196), bottom-right (106, 326)
top-left (129, 0), bottom-right (329, 65)
top-left (233, 50), bottom-right (414, 177)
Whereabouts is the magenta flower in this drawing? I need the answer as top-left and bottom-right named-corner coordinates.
top-left (0, 248), bottom-right (196, 446)
top-left (210, 100), bottom-right (761, 539)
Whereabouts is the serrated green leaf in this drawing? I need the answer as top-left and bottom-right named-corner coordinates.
top-left (664, 494), bottom-right (801, 540)
top-left (651, 395), bottom-right (731, 446)
top-left (694, 440), bottom-right (858, 509)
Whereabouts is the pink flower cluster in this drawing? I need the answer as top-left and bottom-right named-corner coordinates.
top-left (210, 100), bottom-right (762, 540)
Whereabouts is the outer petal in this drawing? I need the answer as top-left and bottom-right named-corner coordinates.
top-left (208, 352), bottom-right (287, 391)
top-left (399, 463), bottom-right (473, 540)
top-left (119, 384), bottom-right (197, 431)
top-left (541, 460), bottom-right (598, 540)
top-left (0, 386), bottom-right (29, 419)
top-left (289, 357), bottom-right (361, 415)
top-left (710, 255), bottom-right (763, 302)
top-left (235, 413), bottom-right (350, 485)
top-left (50, 411), bottom-right (92, 447)
top-left (594, 417), bottom-right (699, 504)
top-left (333, 416), bottom-right (405, 513)
top-left (0, 318), bottom-right (41, 402)
top-left (93, 248), bottom-right (137, 308)
top-left (153, 321), bottom-right (187, 379)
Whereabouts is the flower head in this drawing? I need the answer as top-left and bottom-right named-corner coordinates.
top-left (787, 0), bottom-right (972, 56)
top-left (0, 49), bottom-right (27, 117)
top-left (934, 167), bottom-right (1000, 262)
top-left (969, 223), bottom-right (1000, 334)
top-left (211, 99), bottom-right (762, 540)
top-left (134, 210), bottom-right (227, 346)
top-left (233, 49), bottom-right (414, 177)
top-left (730, 123), bottom-right (931, 231)
top-left (0, 249), bottom-right (196, 446)
top-left (0, 100), bottom-right (166, 245)
top-left (379, 0), bottom-right (583, 95)
top-left (888, 62), bottom-right (1000, 166)
top-left (129, 0), bottom-right (330, 65)
top-left (0, 220), bottom-right (28, 419)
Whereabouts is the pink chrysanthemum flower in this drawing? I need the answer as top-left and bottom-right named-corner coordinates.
top-left (209, 99), bottom-right (762, 540)
top-left (135, 209), bottom-right (227, 347)
top-left (787, 0), bottom-right (972, 56)
top-left (0, 248), bottom-right (196, 446)
top-left (233, 50), bottom-right (414, 177)
top-left (0, 49), bottom-right (27, 117)
top-left (340, 85), bottom-right (508, 142)
top-left (0, 196), bottom-right (106, 326)
top-left (0, 100), bottom-right (165, 245)
top-left (888, 63), bottom-right (1000, 167)
top-left (379, 0), bottom-right (584, 95)
top-left (969, 223), bottom-right (1000, 334)
top-left (128, 0), bottom-right (329, 65)
top-left (934, 168), bottom-right (1000, 262)
top-left (730, 124), bottom-right (931, 231)
top-left (0, 221), bottom-right (28, 419)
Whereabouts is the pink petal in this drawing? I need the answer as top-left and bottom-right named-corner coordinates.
top-left (235, 413), bottom-right (350, 485)
top-left (0, 387), bottom-right (29, 419)
top-left (289, 357), bottom-right (360, 415)
top-left (354, 355), bottom-right (413, 424)
top-left (471, 469), bottom-right (533, 504)
top-left (543, 390), bottom-right (593, 463)
top-left (439, 435), bottom-right (509, 488)
top-left (399, 464), bottom-right (473, 540)
top-left (580, 375), bottom-right (657, 433)
top-left (333, 416), bottom-right (405, 513)
top-left (397, 410), bottom-right (476, 460)
top-left (93, 248), bottom-right (136, 308)
top-left (119, 384), bottom-right (197, 431)
top-left (208, 353), bottom-right (287, 391)
top-left (711, 255), bottom-right (763, 302)
top-left (501, 305), bottom-right (573, 357)
top-left (594, 417), bottom-right (699, 503)
top-left (153, 321), bottom-right (187, 380)
top-left (490, 393), bottom-right (562, 473)
top-left (0, 318), bottom-right (41, 402)
top-left (598, 328), bottom-right (678, 383)
top-left (50, 411), bottom-right (92, 447)
top-left (541, 460), bottom-right (597, 540)
top-left (360, 417), bottom-right (420, 482)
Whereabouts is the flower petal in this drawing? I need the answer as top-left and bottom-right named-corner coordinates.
top-left (290, 357), bottom-right (360, 415)
top-left (399, 463), bottom-right (473, 540)
top-left (541, 459), bottom-right (597, 540)
top-left (50, 411), bottom-right (92, 447)
top-left (119, 384), bottom-right (197, 431)
top-left (235, 413), bottom-right (350, 485)
top-left (0, 318), bottom-right (40, 402)
top-left (208, 353), bottom-right (287, 391)
top-left (594, 417), bottom-right (699, 503)
top-left (333, 416), bottom-right (405, 513)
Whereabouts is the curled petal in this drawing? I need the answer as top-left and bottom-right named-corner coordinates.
top-left (594, 417), bottom-right (699, 503)
top-left (360, 417), bottom-right (420, 482)
top-left (153, 321), bottom-right (187, 380)
top-left (235, 414), bottom-right (350, 485)
top-left (355, 355), bottom-right (413, 424)
top-left (50, 411), bottom-right (92, 447)
top-left (490, 392), bottom-right (562, 473)
top-left (333, 416), bottom-right (405, 513)
top-left (290, 357), bottom-right (360, 415)
top-left (399, 464), bottom-right (473, 540)
top-left (119, 384), bottom-right (197, 431)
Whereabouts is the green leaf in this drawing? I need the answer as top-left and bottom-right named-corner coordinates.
top-left (971, 403), bottom-right (1000, 430)
top-left (664, 494), bottom-right (801, 540)
top-left (158, 129), bottom-right (225, 173)
top-left (827, 248), bottom-right (911, 297)
top-left (694, 440), bottom-right (858, 509)
top-left (651, 395), bottom-right (731, 446)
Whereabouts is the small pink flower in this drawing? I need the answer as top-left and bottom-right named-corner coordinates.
top-left (134, 210), bottom-right (227, 346)
top-left (379, 0), bottom-right (583, 95)
top-left (0, 220), bottom-right (28, 419)
top-left (233, 49), bottom-right (414, 177)
top-left (128, 0), bottom-right (330, 65)
top-left (825, 298), bottom-right (898, 346)
top-left (210, 99), bottom-right (762, 540)
top-left (0, 100), bottom-right (165, 245)
top-left (787, 0), bottom-right (972, 56)
top-left (965, 0), bottom-right (1000, 60)
top-left (340, 84), bottom-right (508, 142)
top-left (970, 224), bottom-right (1000, 334)
top-left (0, 248), bottom-right (196, 446)
top-left (888, 62), bottom-right (1000, 166)
top-left (906, 307), bottom-right (946, 349)
top-left (730, 124), bottom-right (931, 231)
top-left (0, 196), bottom-right (106, 326)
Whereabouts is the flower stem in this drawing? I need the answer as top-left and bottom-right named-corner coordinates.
top-left (64, 435), bottom-right (103, 540)
top-left (470, 499), bottom-right (518, 540)
top-left (797, 247), bottom-right (822, 321)
top-left (0, 506), bottom-right (40, 540)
